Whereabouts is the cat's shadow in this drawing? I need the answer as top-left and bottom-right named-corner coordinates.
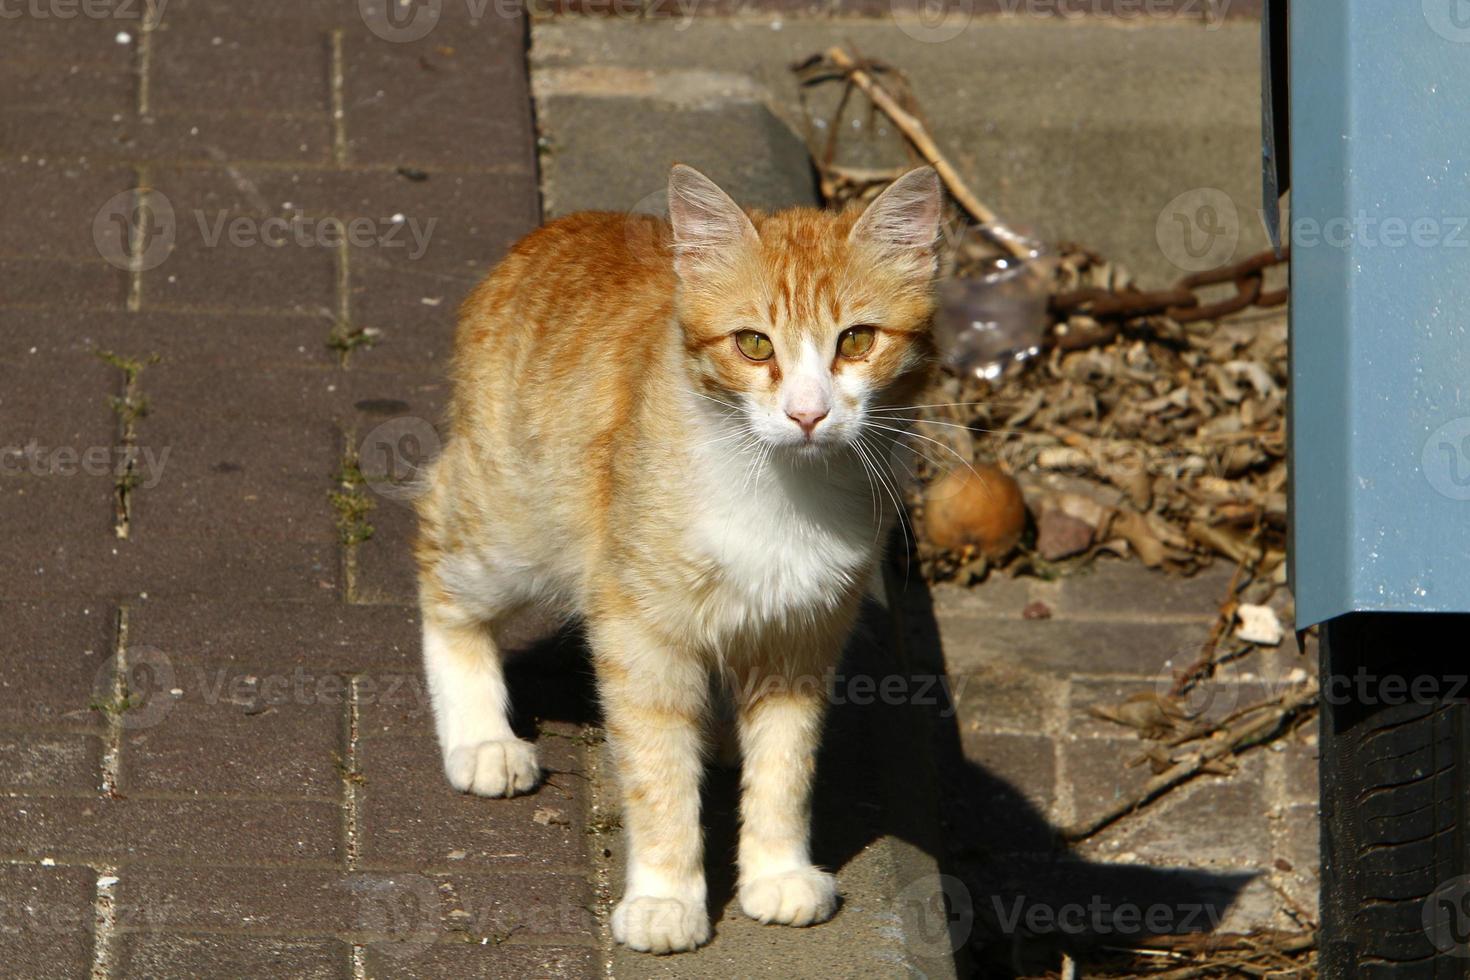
top-left (504, 571), bottom-right (1258, 977)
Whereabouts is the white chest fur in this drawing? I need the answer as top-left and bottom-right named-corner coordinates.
top-left (682, 443), bottom-right (882, 636)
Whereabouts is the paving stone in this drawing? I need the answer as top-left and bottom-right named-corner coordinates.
top-left (0, 864), bottom-right (96, 980)
top-left (1276, 731), bottom-right (1319, 807)
top-left (139, 215), bottom-right (341, 316)
top-left (0, 160), bottom-right (136, 261)
top-left (0, 345), bottom-right (118, 454)
top-left (355, 490), bottom-right (420, 604)
top-left (965, 856), bottom-right (1259, 954)
top-left (1040, 560), bottom-right (1236, 620)
top-left (2, 80), bottom-right (132, 137)
top-left (44, 308), bottom-right (340, 372)
top-left (119, 663), bottom-right (344, 796)
top-left (127, 599), bottom-right (418, 670)
top-left (354, 671), bottom-right (433, 738)
top-left (155, 167), bottom-right (533, 254)
top-left (950, 662), bottom-right (1063, 735)
top-left (91, 533), bottom-right (342, 599)
top-left (152, 0), bottom-right (347, 30)
top-left (126, 408), bottom-right (339, 542)
top-left (1, 525), bottom-right (339, 600)
top-left (0, 732), bottom-right (101, 791)
top-left (148, 17), bottom-right (333, 115)
top-left (955, 732), bottom-right (1060, 852)
top-left (0, 308), bottom-right (135, 366)
top-left (922, 578), bottom-right (1038, 622)
top-left (341, 17), bottom-right (540, 176)
top-left (0, 600), bottom-right (114, 731)
top-left (0, 483), bottom-right (116, 600)
top-left (113, 934), bottom-right (350, 980)
top-left (0, 7), bottom-right (147, 65)
top-left (0, 257), bottom-right (129, 309)
top-left (959, 733), bottom-right (1056, 814)
top-left (546, 0), bottom-right (1260, 14)
top-left (0, 796), bottom-right (340, 864)
top-left (114, 865), bottom-right (595, 941)
top-left (1272, 803), bottom-right (1319, 921)
top-left (142, 359), bottom-right (345, 424)
top-left (1068, 675), bottom-right (1279, 740)
top-left (115, 867), bottom-right (369, 933)
top-left (141, 110), bottom-right (337, 164)
top-left (1068, 740), bottom-right (1271, 868)
top-left (438, 870), bottom-right (597, 940)
top-left (935, 615), bottom-right (1214, 677)
top-left (356, 735), bottom-right (588, 872)
top-left (538, 95), bottom-right (816, 218)
top-left (346, 259), bottom-right (462, 371)
top-left (0, 108), bottom-right (147, 160)
top-left (363, 941), bottom-right (598, 980)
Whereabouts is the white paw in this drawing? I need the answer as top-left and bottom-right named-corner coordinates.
top-left (611, 894), bottom-right (710, 954)
top-left (443, 739), bottom-right (540, 797)
top-left (738, 867), bottom-right (838, 927)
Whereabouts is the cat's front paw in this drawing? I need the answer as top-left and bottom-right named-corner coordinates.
top-left (738, 867), bottom-right (838, 927)
top-left (443, 739), bottom-right (540, 797)
top-left (611, 894), bottom-right (710, 954)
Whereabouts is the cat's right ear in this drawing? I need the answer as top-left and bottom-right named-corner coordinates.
top-left (667, 165), bottom-right (758, 278)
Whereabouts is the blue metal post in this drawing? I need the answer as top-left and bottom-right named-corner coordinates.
top-left (1289, 0), bottom-right (1470, 627)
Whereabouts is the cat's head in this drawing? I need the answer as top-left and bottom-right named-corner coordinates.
top-left (668, 165), bottom-right (942, 456)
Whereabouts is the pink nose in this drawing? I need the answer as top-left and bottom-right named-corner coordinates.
top-left (786, 408), bottom-right (829, 437)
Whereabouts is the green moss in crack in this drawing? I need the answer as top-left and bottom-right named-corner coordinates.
top-left (331, 457), bottom-right (375, 545)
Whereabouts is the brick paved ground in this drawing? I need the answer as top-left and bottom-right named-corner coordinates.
top-left (908, 559), bottom-right (1319, 973)
top-left (0, 2), bottom-right (604, 976)
top-left (5, 2), bottom-right (1304, 978)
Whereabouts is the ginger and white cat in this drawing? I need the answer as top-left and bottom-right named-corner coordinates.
top-left (415, 165), bottom-right (942, 954)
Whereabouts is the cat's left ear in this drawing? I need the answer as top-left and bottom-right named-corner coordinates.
top-left (848, 166), bottom-right (943, 275)
top-left (667, 164), bottom-right (758, 278)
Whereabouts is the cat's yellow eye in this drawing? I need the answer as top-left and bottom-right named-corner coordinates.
top-left (838, 326), bottom-right (876, 359)
top-left (735, 331), bottom-right (774, 362)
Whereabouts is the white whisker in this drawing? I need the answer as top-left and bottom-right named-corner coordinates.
top-left (861, 420), bottom-right (980, 478)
